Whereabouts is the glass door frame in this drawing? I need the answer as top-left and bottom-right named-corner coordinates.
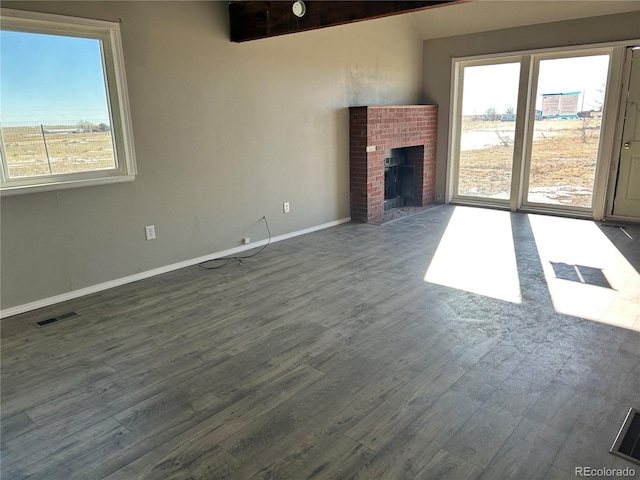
top-left (520, 47), bottom-right (618, 216)
top-left (604, 46), bottom-right (640, 221)
top-left (447, 43), bottom-right (629, 220)
top-left (448, 55), bottom-right (524, 209)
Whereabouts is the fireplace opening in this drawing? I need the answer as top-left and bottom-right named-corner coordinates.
top-left (384, 148), bottom-right (415, 210)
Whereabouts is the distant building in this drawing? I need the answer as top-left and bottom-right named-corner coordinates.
top-left (541, 92), bottom-right (580, 119)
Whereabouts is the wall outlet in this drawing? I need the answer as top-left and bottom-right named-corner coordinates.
top-left (243, 237), bottom-right (250, 244)
top-left (283, 202), bottom-right (290, 214)
top-left (145, 225), bottom-right (156, 240)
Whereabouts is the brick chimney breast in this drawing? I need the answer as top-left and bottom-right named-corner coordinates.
top-left (349, 105), bottom-right (437, 223)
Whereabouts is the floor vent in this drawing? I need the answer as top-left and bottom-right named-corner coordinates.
top-left (35, 311), bottom-right (78, 327)
top-left (610, 408), bottom-right (640, 465)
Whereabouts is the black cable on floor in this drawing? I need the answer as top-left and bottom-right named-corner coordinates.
top-left (198, 216), bottom-right (271, 270)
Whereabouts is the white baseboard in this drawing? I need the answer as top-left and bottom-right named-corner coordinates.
top-left (1, 217), bottom-right (351, 319)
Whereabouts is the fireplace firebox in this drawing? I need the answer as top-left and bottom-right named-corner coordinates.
top-left (384, 148), bottom-right (415, 210)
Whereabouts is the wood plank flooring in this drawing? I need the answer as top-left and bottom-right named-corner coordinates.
top-left (2, 205), bottom-right (639, 479)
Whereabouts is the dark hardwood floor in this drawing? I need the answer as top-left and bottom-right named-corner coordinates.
top-left (2, 205), bottom-right (639, 479)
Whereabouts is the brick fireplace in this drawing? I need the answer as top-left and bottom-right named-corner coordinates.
top-left (349, 105), bottom-right (437, 223)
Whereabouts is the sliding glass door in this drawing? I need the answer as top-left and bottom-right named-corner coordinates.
top-left (453, 59), bottom-right (521, 203)
top-left (523, 54), bottom-right (610, 209)
top-left (450, 48), bottom-right (615, 216)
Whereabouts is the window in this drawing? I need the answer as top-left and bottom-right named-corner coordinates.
top-left (449, 46), bottom-right (620, 217)
top-left (453, 58), bottom-right (521, 201)
top-left (0, 8), bottom-right (136, 196)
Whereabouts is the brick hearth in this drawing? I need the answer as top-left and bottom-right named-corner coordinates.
top-left (349, 105), bottom-right (437, 223)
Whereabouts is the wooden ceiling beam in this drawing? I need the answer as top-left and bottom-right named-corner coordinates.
top-left (229, 1), bottom-right (464, 42)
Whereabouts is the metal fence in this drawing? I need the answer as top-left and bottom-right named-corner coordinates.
top-left (1, 120), bottom-right (116, 178)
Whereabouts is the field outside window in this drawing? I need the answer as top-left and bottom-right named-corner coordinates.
top-left (0, 9), bottom-right (136, 195)
top-left (526, 55), bottom-right (610, 209)
top-left (457, 61), bottom-right (520, 200)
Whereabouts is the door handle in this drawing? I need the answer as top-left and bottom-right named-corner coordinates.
top-left (624, 142), bottom-right (632, 150)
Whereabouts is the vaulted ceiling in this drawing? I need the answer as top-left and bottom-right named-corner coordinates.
top-left (408, 0), bottom-right (640, 40)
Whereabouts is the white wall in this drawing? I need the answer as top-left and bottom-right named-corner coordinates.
top-left (0, 1), bottom-right (424, 311)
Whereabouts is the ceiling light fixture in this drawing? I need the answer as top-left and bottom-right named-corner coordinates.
top-left (292, 1), bottom-right (306, 18)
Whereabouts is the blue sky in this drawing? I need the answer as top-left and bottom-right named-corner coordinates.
top-left (1, 30), bottom-right (111, 124)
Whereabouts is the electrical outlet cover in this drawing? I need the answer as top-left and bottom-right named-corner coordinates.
top-left (145, 225), bottom-right (156, 240)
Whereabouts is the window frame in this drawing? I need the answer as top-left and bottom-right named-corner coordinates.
top-left (447, 41), bottom-right (633, 220)
top-left (448, 55), bottom-right (523, 208)
top-left (0, 8), bottom-right (137, 196)
top-left (519, 48), bottom-right (616, 214)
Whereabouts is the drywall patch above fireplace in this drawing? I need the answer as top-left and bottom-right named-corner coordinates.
top-left (349, 105), bottom-right (438, 223)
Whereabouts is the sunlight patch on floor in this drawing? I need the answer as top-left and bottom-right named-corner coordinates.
top-left (424, 206), bottom-right (522, 304)
top-left (529, 214), bottom-right (640, 330)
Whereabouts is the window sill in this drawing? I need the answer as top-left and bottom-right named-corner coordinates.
top-left (0, 174), bottom-right (135, 197)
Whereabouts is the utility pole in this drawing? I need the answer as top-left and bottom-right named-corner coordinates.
top-left (40, 124), bottom-right (52, 174)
